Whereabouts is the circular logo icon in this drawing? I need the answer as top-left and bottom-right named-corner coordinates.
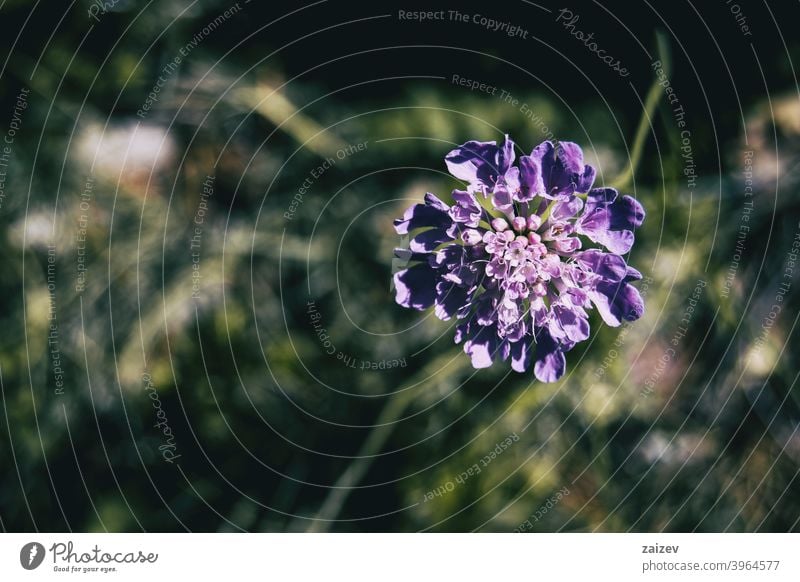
top-left (19, 542), bottom-right (45, 570)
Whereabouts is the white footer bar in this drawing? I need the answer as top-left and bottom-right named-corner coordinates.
top-left (1, 533), bottom-right (797, 581)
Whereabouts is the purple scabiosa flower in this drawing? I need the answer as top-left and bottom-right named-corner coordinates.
top-left (394, 136), bottom-right (645, 382)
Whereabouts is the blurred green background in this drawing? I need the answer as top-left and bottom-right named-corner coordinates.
top-left (1, 0), bottom-right (799, 532)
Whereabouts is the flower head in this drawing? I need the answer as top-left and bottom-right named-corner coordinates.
top-left (394, 136), bottom-right (645, 382)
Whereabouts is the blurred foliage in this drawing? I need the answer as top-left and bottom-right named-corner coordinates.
top-left (0, 0), bottom-right (799, 532)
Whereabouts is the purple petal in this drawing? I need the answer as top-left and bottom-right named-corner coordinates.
top-left (409, 228), bottom-right (453, 252)
top-left (464, 326), bottom-right (500, 369)
top-left (474, 293), bottom-right (498, 326)
top-left (598, 230), bottom-right (635, 255)
top-left (434, 281), bottom-right (470, 321)
top-left (609, 194), bottom-right (645, 230)
top-left (510, 339), bottom-right (532, 372)
top-left (503, 165), bottom-right (521, 191)
top-left (576, 164), bottom-right (596, 193)
top-left (394, 248), bottom-right (429, 262)
top-left (588, 281), bottom-right (645, 326)
top-left (518, 155), bottom-right (544, 201)
top-left (542, 143), bottom-right (573, 196)
top-left (445, 138), bottom-right (513, 190)
top-left (451, 189), bottom-right (478, 207)
top-left (530, 141), bottom-right (559, 199)
top-left (504, 319), bottom-right (527, 343)
top-left (444, 264), bottom-right (479, 287)
top-left (585, 187), bottom-right (617, 210)
top-left (578, 189), bottom-right (644, 254)
top-left (492, 184), bottom-right (514, 214)
top-left (535, 140), bottom-right (596, 197)
top-left (556, 142), bottom-right (586, 175)
top-left (530, 296), bottom-right (548, 326)
top-left (578, 208), bottom-right (609, 232)
top-left (551, 196), bottom-right (584, 222)
top-left (575, 249), bottom-right (628, 282)
top-left (454, 319), bottom-right (471, 344)
top-left (431, 245), bottom-right (481, 276)
top-left (424, 192), bottom-right (450, 212)
top-left (554, 237), bottom-right (581, 253)
top-left (464, 340), bottom-right (493, 370)
top-left (551, 304), bottom-right (590, 343)
top-left (449, 189), bottom-right (482, 226)
top-left (498, 166), bottom-right (522, 207)
top-left (394, 264), bottom-right (437, 310)
top-left (626, 266), bottom-right (643, 280)
top-left (533, 329), bottom-right (566, 382)
top-left (499, 135), bottom-right (516, 171)
top-left (394, 193), bottom-right (452, 235)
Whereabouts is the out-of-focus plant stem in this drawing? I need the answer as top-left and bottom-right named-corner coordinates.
top-left (304, 350), bottom-right (470, 532)
top-left (231, 83), bottom-right (347, 160)
top-left (610, 32), bottom-right (671, 191)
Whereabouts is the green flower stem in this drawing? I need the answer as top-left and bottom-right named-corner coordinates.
top-left (610, 32), bottom-right (671, 191)
top-left (304, 350), bottom-right (470, 532)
